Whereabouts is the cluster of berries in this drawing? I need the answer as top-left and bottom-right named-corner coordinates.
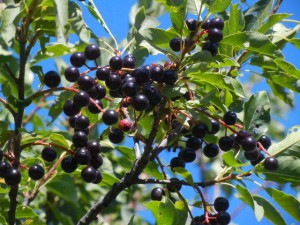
top-left (169, 17), bottom-right (224, 57)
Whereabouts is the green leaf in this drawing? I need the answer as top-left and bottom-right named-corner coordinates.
top-left (243, 0), bottom-right (274, 31)
top-left (0, 215), bottom-right (7, 225)
top-left (222, 32), bottom-right (277, 55)
top-left (187, 0), bottom-right (202, 15)
top-left (228, 4), bottom-right (245, 34)
top-left (189, 73), bottom-right (245, 98)
top-left (274, 58), bottom-right (300, 80)
top-left (144, 161), bottom-right (165, 180)
top-left (54, 0), bottom-right (68, 43)
top-left (15, 205), bottom-right (38, 219)
top-left (252, 195), bottom-right (287, 225)
top-left (243, 91), bottom-right (270, 136)
top-left (174, 167), bottom-right (194, 185)
top-left (127, 215), bottom-right (135, 225)
top-left (265, 187), bottom-right (300, 221)
top-left (48, 91), bottom-right (74, 125)
top-left (145, 196), bottom-right (177, 225)
top-left (290, 38), bottom-right (300, 48)
top-left (258, 13), bottom-right (290, 33)
top-left (49, 133), bottom-right (70, 149)
top-left (0, 130), bottom-right (14, 148)
top-left (209, 0), bottom-right (232, 13)
top-left (101, 172), bottom-right (120, 187)
top-left (222, 150), bottom-right (249, 167)
top-left (174, 201), bottom-right (188, 225)
top-left (163, 85), bottom-right (187, 98)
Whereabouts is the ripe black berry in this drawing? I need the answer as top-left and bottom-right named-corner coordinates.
top-left (69, 115), bottom-right (79, 128)
top-left (179, 148), bottom-right (196, 163)
top-left (201, 19), bottom-right (211, 29)
top-left (0, 161), bottom-right (12, 177)
top-left (109, 128), bottom-right (124, 144)
top-left (75, 115), bottom-right (90, 130)
top-left (87, 140), bottom-right (101, 156)
top-left (61, 156), bottom-right (78, 173)
top-left (109, 56), bottom-right (123, 70)
top-left (95, 85), bottom-right (106, 99)
top-left (75, 127), bottom-right (90, 135)
top-left (123, 55), bottom-right (136, 69)
top-left (72, 131), bottom-right (88, 148)
top-left (208, 28), bottom-right (223, 43)
top-left (214, 197), bottom-right (229, 212)
top-left (150, 65), bottom-right (164, 83)
top-left (209, 119), bottom-right (220, 134)
top-left (251, 152), bottom-right (265, 166)
top-left (202, 41), bottom-right (219, 56)
top-left (42, 146), bottom-right (57, 162)
top-left (191, 215), bottom-right (205, 225)
top-left (151, 187), bottom-right (166, 201)
top-left (29, 164), bottom-right (44, 180)
top-left (210, 17), bottom-right (224, 30)
top-left (241, 136), bottom-right (257, 152)
top-left (63, 100), bottom-right (81, 117)
top-left (5, 168), bottom-right (21, 186)
top-left (70, 52), bottom-right (86, 68)
top-left (44, 71), bottom-right (61, 88)
top-left (169, 37), bottom-right (182, 52)
top-left (86, 85), bottom-right (99, 99)
top-left (73, 91), bottom-right (90, 108)
top-left (93, 170), bottom-right (103, 184)
top-left (216, 211), bottom-right (231, 224)
top-left (186, 136), bottom-right (202, 150)
top-left (185, 18), bottom-right (197, 31)
top-left (87, 99), bottom-right (103, 114)
top-left (167, 178), bottom-right (182, 192)
top-left (163, 70), bottom-right (178, 85)
top-left (77, 75), bottom-right (95, 91)
top-left (134, 66), bottom-right (151, 84)
top-left (75, 148), bottom-right (92, 165)
top-left (244, 149), bottom-right (259, 161)
top-left (106, 73), bottom-right (122, 90)
top-left (121, 81), bottom-right (137, 97)
top-left (223, 111), bottom-right (237, 125)
top-left (81, 166), bottom-right (97, 183)
top-left (90, 155), bottom-right (103, 169)
top-left (192, 123), bottom-right (208, 138)
top-left (96, 67), bottom-right (110, 81)
top-left (85, 44), bottom-right (100, 60)
top-left (219, 136), bottom-right (234, 152)
top-left (236, 130), bottom-right (251, 144)
top-left (132, 94), bottom-right (149, 111)
top-left (264, 157), bottom-right (278, 170)
top-left (203, 143), bottom-right (219, 158)
top-left (170, 157), bottom-right (185, 171)
top-left (102, 109), bottom-right (119, 125)
top-left (258, 135), bottom-right (271, 149)
top-left (64, 66), bottom-right (80, 82)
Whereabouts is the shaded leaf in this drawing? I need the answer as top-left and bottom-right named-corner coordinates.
top-left (49, 133), bottom-right (70, 149)
top-left (228, 4), bottom-right (245, 34)
top-left (209, 0), bottom-right (232, 13)
top-left (54, 0), bottom-right (68, 43)
top-left (174, 201), bottom-right (188, 225)
top-left (101, 172), bottom-right (120, 188)
top-left (174, 167), bottom-right (194, 185)
top-left (222, 150), bottom-right (249, 167)
top-left (258, 13), bottom-right (290, 33)
top-left (15, 206), bottom-right (38, 219)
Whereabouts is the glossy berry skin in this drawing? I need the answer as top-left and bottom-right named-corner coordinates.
top-left (81, 166), bottom-right (97, 183)
top-left (264, 157), bottom-right (279, 170)
top-left (202, 41), bottom-right (219, 56)
top-left (86, 85), bottom-right (99, 99)
top-left (61, 156), bottom-right (78, 173)
top-left (87, 99), bottom-right (103, 114)
top-left (186, 136), bottom-right (202, 150)
top-left (29, 164), bottom-right (44, 180)
top-left (241, 136), bottom-right (257, 152)
top-left (203, 143), bottom-right (219, 158)
top-left (219, 136), bottom-right (234, 152)
top-left (185, 18), bottom-right (197, 31)
top-left (259, 135), bottom-right (272, 149)
top-left (0, 161), bottom-right (12, 177)
top-left (63, 100), bottom-right (81, 117)
top-left (95, 85), bottom-right (106, 99)
top-left (208, 28), bottom-right (223, 43)
top-left (132, 94), bottom-right (149, 111)
top-left (93, 170), bottom-right (103, 184)
top-left (75, 148), bottom-right (91, 165)
top-left (216, 211), bottom-right (231, 224)
top-left (73, 91), bottom-right (90, 108)
top-left (134, 66), bottom-right (151, 84)
top-left (77, 75), bottom-right (95, 92)
top-left (121, 81), bottom-right (137, 97)
top-left (170, 157), bottom-right (185, 171)
top-left (167, 178), bottom-right (182, 192)
top-left (85, 44), bottom-right (100, 60)
top-left (223, 111), bottom-right (237, 125)
top-left (44, 71), bottom-right (61, 88)
top-left (96, 67), bottom-right (110, 81)
top-left (102, 109), bottom-right (118, 125)
top-left (72, 131), bottom-right (88, 148)
top-left (163, 70), bottom-right (178, 85)
top-left (192, 123), bottom-right (208, 138)
top-left (65, 67), bottom-right (80, 82)
top-left (42, 146), bottom-right (57, 162)
top-left (191, 215), bottom-right (205, 225)
top-left (123, 56), bottom-right (136, 68)
top-left (106, 73), bottom-right (122, 90)
top-left (151, 187), bottom-right (166, 201)
top-left (209, 119), bottom-right (220, 134)
top-left (214, 197), bottom-right (229, 212)
top-left (70, 52), bottom-right (86, 68)
top-left (251, 152), bottom-right (265, 166)
top-left (244, 149), bottom-right (259, 161)
top-left (150, 65), bottom-right (164, 82)
top-left (201, 19), bottom-right (211, 29)
top-left (5, 168), bottom-right (21, 186)
top-left (69, 114), bottom-right (79, 128)
top-left (75, 127), bottom-right (89, 135)
top-left (75, 115), bottom-right (90, 130)
top-left (109, 128), bottom-right (124, 144)
top-left (169, 37), bottom-right (182, 52)
top-left (90, 155), bottom-right (103, 169)
top-left (87, 140), bottom-right (101, 156)
top-left (109, 56), bottom-right (123, 70)
top-left (236, 130), bottom-right (251, 144)
top-left (210, 17), bottom-right (224, 30)
top-left (179, 148), bottom-right (196, 163)
top-left (118, 119), bottom-right (132, 132)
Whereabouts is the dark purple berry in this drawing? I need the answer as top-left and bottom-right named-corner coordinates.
top-left (87, 99), bottom-right (103, 114)
top-left (150, 65), bottom-right (164, 82)
top-left (85, 44), bottom-right (100, 60)
top-left (70, 52), bottom-right (86, 68)
top-left (75, 148), bottom-right (91, 165)
top-left (167, 178), bottom-right (182, 192)
top-left (109, 128), bottom-right (124, 144)
top-left (208, 28), bottom-right (223, 43)
top-left (219, 136), bottom-right (234, 152)
top-left (202, 42), bottom-right (218, 56)
top-left (241, 136), bottom-right (257, 152)
top-left (169, 37), bottom-right (182, 52)
top-left (151, 187), bottom-right (166, 201)
top-left (264, 157), bottom-right (278, 170)
top-left (0, 149), bottom-right (3, 161)
top-left (185, 18), bottom-right (197, 31)
top-left (95, 85), bottom-right (106, 99)
top-left (236, 130), bottom-right (251, 144)
top-left (64, 67), bottom-right (80, 82)
top-left (106, 73), bottom-right (122, 90)
top-left (75, 115), bottom-right (90, 130)
top-left (90, 155), bottom-right (103, 169)
top-left (29, 164), bottom-right (44, 180)
top-left (192, 123), bottom-right (208, 138)
top-left (109, 56), bottom-right (123, 70)
top-left (179, 148), bottom-right (196, 162)
top-left (72, 131), bottom-right (88, 148)
top-left (5, 168), bottom-right (21, 186)
top-left (251, 152), bottom-right (265, 166)
top-left (191, 215), bottom-right (205, 225)
top-left (63, 100), bottom-right (81, 117)
top-left (75, 127), bottom-right (89, 135)
top-left (44, 71), bottom-right (61, 88)
top-left (210, 17), bottom-right (224, 30)
top-left (0, 161), bottom-right (12, 177)
top-left (121, 81), bottom-right (137, 97)
top-left (258, 135), bottom-right (271, 149)
top-left (244, 149), bottom-right (259, 161)
top-left (201, 19), bottom-right (211, 29)
top-left (87, 140), bottom-right (101, 156)
top-left (132, 94), bottom-right (149, 111)
top-left (170, 157), bottom-right (185, 171)
top-left (134, 66), bottom-right (151, 84)
top-left (61, 156), bottom-right (78, 173)
top-left (186, 136), bottom-right (202, 150)
top-left (81, 166), bottom-right (97, 183)
top-left (123, 56), bottom-right (136, 68)
top-left (96, 67), bottom-right (110, 81)
top-left (223, 111), bottom-right (237, 125)
top-left (209, 119), bottom-right (220, 134)
top-left (42, 146), bottom-right (57, 162)
top-left (214, 197), bottom-right (229, 212)
top-left (73, 91), bottom-right (90, 108)
top-left (163, 69), bottom-right (178, 85)
top-left (203, 143), bottom-right (219, 158)
top-left (216, 211), bottom-right (231, 224)
top-left (92, 170), bottom-right (103, 184)
top-left (86, 85), bottom-right (99, 99)
top-left (102, 110), bottom-right (119, 125)
top-left (77, 75), bottom-right (95, 91)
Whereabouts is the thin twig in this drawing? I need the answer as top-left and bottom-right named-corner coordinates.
top-left (0, 97), bottom-right (17, 117)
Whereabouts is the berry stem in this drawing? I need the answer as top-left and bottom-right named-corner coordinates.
top-left (257, 142), bottom-right (273, 157)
